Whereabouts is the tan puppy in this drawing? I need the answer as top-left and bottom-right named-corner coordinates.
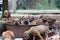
top-left (36, 19), bottom-right (43, 25)
top-left (30, 19), bottom-right (43, 25)
top-left (21, 16), bottom-right (30, 24)
top-left (49, 35), bottom-right (60, 40)
top-left (2, 30), bottom-right (14, 40)
top-left (30, 20), bottom-right (37, 25)
top-left (23, 25), bottom-right (50, 40)
top-left (3, 10), bottom-right (9, 17)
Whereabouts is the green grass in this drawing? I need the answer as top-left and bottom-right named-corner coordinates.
top-left (36, 0), bottom-right (58, 10)
top-left (16, 0), bottom-right (59, 10)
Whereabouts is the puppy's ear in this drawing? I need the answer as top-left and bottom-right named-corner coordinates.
top-left (10, 32), bottom-right (14, 37)
top-left (9, 32), bottom-right (14, 39)
top-left (46, 15), bottom-right (50, 20)
top-left (2, 32), bottom-right (6, 39)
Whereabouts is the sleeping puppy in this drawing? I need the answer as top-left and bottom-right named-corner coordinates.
top-left (23, 25), bottom-right (50, 40)
top-left (30, 20), bottom-right (37, 25)
top-left (30, 19), bottom-right (43, 25)
top-left (49, 35), bottom-right (60, 40)
top-left (2, 30), bottom-right (14, 40)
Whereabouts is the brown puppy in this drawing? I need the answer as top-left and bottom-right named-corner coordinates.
top-left (30, 20), bottom-right (37, 25)
top-left (21, 16), bottom-right (30, 24)
top-left (23, 25), bottom-right (50, 40)
top-left (36, 19), bottom-right (43, 25)
top-left (2, 30), bottom-right (14, 40)
top-left (30, 19), bottom-right (43, 25)
top-left (3, 10), bottom-right (10, 17)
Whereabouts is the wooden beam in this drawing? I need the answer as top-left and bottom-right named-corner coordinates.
top-left (13, 0), bottom-right (16, 13)
top-left (3, 0), bottom-right (8, 11)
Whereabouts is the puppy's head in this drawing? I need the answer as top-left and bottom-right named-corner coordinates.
top-left (3, 34), bottom-right (12, 40)
top-left (2, 30), bottom-right (14, 40)
top-left (23, 31), bottom-right (30, 39)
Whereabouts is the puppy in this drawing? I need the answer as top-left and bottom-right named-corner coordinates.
top-left (13, 18), bottom-right (20, 25)
top-left (2, 30), bottom-right (14, 40)
top-left (21, 16), bottom-right (30, 25)
top-left (23, 25), bottom-right (50, 40)
top-left (30, 19), bottom-right (43, 25)
top-left (30, 20), bottom-right (37, 25)
top-left (36, 19), bottom-right (43, 25)
top-left (49, 35), bottom-right (60, 40)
